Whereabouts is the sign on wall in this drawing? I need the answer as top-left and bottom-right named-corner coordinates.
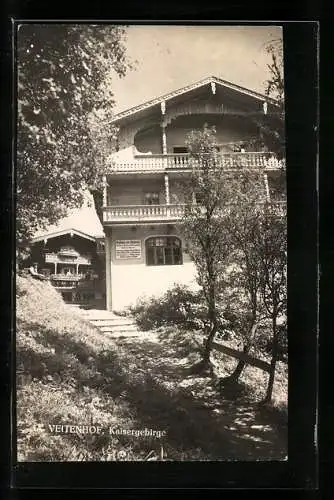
top-left (115, 240), bottom-right (142, 260)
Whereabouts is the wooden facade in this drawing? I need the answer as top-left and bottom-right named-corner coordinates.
top-left (28, 229), bottom-right (106, 307)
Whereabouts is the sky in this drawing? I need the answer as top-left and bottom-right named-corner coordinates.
top-left (40, 25), bottom-right (283, 238)
top-left (112, 25), bottom-right (283, 114)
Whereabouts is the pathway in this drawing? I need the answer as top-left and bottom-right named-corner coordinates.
top-left (65, 304), bottom-right (287, 460)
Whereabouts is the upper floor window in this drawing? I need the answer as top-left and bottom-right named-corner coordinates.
top-left (144, 192), bottom-right (160, 205)
top-left (195, 192), bottom-right (205, 205)
top-left (146, 236), bottom-right (183, 266)
top-left (173, 147), bottom-right (188, 154)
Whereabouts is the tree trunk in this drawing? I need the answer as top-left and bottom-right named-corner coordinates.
top-left (202, 277), bottom-right (218, 365)
top-left (90, 189), bottom-right (103, 226)
top-left (264, 316), bottom-right (278, 403)
top-left (203, 322), bottom-right (217, 365)
top-left (190, 276), bottom-right (218, 375)
top-left (227, 344), bottom-right (251, 382)
top-left (224, 321), bottom-right (258, 383)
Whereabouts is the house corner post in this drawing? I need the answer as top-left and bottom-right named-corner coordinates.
top-left (105, 229), bottom-right (112, 311)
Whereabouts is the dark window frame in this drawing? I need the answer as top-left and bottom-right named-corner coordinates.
top-left (144, 192), bottom-right (160, 205)
top-left (146, 236), bottom-right (183, 266)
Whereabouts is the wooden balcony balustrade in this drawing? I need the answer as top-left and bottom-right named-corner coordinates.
top-left (49, 274), bottom-right (100, 289)
top-left (108, 152), bottom-right (285, 173)
top-left (103, 201), bottom-right (286, 224)
top-left (103, 204), bottom-right (186, 223)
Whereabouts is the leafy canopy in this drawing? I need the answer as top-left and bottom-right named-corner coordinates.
top-left (17, 24), bottom-right (133, 245)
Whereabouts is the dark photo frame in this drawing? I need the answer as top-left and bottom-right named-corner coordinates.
top-left (1, 18), bottom-right (319, 492)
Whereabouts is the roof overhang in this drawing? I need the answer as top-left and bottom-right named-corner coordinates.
top-left (31, 228), bottom-right (97, 243)
top-left (110, 75), bottom-right (279, 126)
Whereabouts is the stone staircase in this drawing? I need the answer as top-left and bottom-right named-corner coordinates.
top-left (68, 306), bottom-right (144, 338)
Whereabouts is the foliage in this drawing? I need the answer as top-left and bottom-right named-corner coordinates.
top-left (178, 124), bottom-right (287, 391)
top-left (264, 39), bottom-right (284, 103)
top-left (254, 206), bottom-right (287, 320)
top-left (249, 38), bottom-right (285, 158)
top-left (17, 24), bottom-right (133, 246)
top-left (179, 125), bottom-right (238, 368)
top-left (179, 125), bottom-right (275, 369)
top-left (255, 321), bottom-right (287, 363)
top-left (129, 284), bottom-right (206, 331)
top-left (254, 204), bottom-right (287, 401)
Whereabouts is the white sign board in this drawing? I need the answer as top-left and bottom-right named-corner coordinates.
top-left (115, 240), bottom-right (142, 260)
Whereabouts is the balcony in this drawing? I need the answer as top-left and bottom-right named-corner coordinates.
top-left (109, 152), bottom-right (285, 174)
top-left (50, 274), bottom-right (85, 289)
top-left (45, 253), bottom-right (92, 265)
top-left (103, 204), bottom-right (185, 224)
top-left (103, 201), bottom-right (286, 225)
top-left (49, 274), bottom-right (100, 289)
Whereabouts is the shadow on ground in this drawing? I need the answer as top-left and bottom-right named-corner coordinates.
top-left (17, 319), bottom-right (287, 461)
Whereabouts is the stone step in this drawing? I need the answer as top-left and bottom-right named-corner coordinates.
top-left (104, 331), bottom-right (142, 338)
top-left (98, 324), bottom-right (139, 333)
top-left (85, 315), bottom-right (131, 323)
top-left (89, 319), bottom-right (135, 327)
top-left (81, 312), bottom-right (121, 319)
top-left (108, 331), bottom-right (159, 340)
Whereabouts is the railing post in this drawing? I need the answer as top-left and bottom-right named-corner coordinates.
top-left (164, 173), bottom-right (170, 205)
top-left (161, 124), bottom-right (167, 155)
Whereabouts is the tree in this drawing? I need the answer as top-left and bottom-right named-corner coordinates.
top-left (180, 126), bottom-right (240, 373)
top-left (221, 196), bottom-right (287, 395)
top-left (255, 203), bottom-right (287, 403)
top-left (252, 38), bottom-right (285, 159)
top-left (221, 195), bottom-right (267, 385)
top-left (17, 24), bottom-right (133, 250)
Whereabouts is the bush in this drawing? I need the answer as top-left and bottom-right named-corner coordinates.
top-left (129, 285), bottom-right (206, 331)
top-left (253, 322), bottom-right (287, 362)
top-left (130, 284), bottom-right (245, 337)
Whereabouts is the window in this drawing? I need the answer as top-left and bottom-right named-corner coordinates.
top-left (173, 147), bottom-right (188, 154)
top-left (144, 192), bottom-right (160, 205)
top-left (195, 192), bottom-right (205, 205)
top-left (146, 237), bottom-right (183, 266)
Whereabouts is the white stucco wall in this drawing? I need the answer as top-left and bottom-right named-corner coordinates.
top-left (111, 261), bottom-right (198, 311)
top-left (107, 224), bottom-right (199, 311)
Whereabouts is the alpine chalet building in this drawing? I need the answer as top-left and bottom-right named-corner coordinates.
top-left (102, 76), bottom-right (285, 311)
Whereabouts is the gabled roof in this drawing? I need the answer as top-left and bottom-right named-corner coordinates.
top-left (31, 228), bottom-right (98, 243)
top-left (110, 75), bottom-right (279, 124)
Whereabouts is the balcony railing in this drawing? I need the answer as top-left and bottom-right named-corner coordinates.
top-left (109, 152), bottom-right (285, 173)
top-left (50, 274), bottom-right (85, 281)
top-left (103, 202), bottom-right (286, 224)
top-left (49, 274), bottom-right (100, 289)
top-left (103, 204), bottom-right (186, 223)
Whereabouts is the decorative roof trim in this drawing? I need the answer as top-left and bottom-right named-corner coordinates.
top-left (110, 76), bottom-right (278, 124)
top-left (31, 228), bottom-right (98, 243)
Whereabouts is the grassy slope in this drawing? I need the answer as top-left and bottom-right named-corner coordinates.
top-left (16, 276), bottom-right (287, 462)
